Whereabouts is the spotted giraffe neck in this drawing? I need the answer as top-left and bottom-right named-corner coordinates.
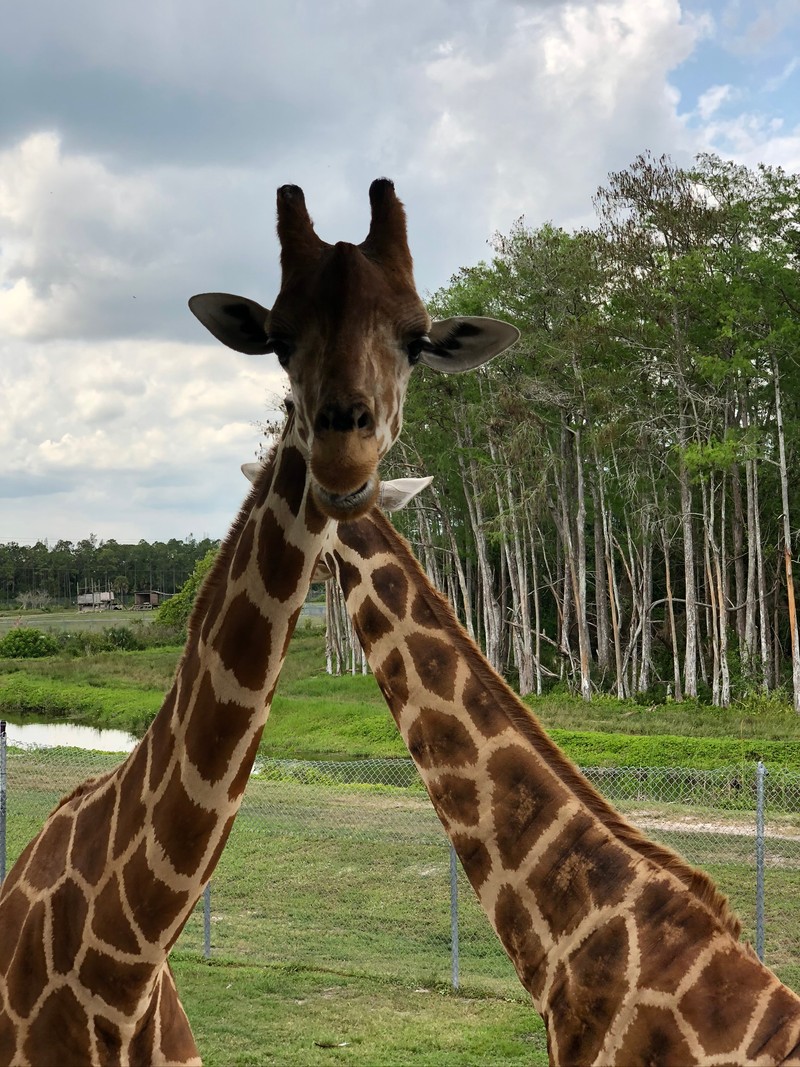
top-left (324, 509), bottom-right (800, 1067)
top-left (0, 418), bottom-right (330, 1065)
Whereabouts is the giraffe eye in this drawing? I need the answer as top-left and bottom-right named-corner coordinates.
top-left (406, 335), bottom-right (430, 366)
top-left (268, 336), bottom-right (294, 367)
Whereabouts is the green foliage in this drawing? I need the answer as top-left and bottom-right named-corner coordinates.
top-left (0, 627), bottom-right (59, 658)
top-left (157, 548), bottom-right (218, 631)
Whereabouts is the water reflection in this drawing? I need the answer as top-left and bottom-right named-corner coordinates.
top-left (3, 722), bottom-right (137, 753)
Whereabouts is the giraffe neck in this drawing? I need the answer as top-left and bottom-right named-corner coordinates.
top-left (0, 417), bottom-right (332, 1064)
top-left (324, 509), bottom-right (800, 1066)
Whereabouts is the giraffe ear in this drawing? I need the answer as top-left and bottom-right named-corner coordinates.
top-left (378, 476), bottom-right (433, 512)
top-left (189, 293), bottom-right (273, 355)
top-left (421, 316), bottom-right (519, 374)
top-left (241, 462), bottom-right (263, 484)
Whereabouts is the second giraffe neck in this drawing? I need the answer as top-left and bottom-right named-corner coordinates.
top-left (325, 511), bottom-right (740, 993)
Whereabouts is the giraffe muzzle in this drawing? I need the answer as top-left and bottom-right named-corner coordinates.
top-left (311, 474), bottom-right (380, 520)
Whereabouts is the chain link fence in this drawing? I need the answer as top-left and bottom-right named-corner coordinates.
top-left (1, 727), bottom-right (799, 994)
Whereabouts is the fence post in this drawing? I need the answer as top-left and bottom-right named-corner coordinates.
top-left (449, 843), bottom-right (459, 990)
top-left (203, 882), bottom-right (212, 959)
top-left (0, 721), bottom-right (6, 883)
top-left (756, 761), bottom-right (767, 963)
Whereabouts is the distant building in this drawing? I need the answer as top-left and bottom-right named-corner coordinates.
top-left (77, 591), bottom-right (115, 611)
top-left (133, 590), bottom-right (169, 609)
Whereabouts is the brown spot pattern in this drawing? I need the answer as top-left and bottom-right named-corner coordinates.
top-left (355, 596), bottom-right (394, 653)
top-left (79, 947), bottom-right (155, 1015)
top-left (410, 593), bottom-right (439, 629)
top-left (211, 592), bottom-right (272, 690)
top-left (273, 444), bottom-right (307, 517)
top-left (94, 1015), bottom-right (123, 1065)
top-left (528, 812), bottom-right (632, 939)
top-left (72, 783), bottom-right (116, 885)
top-left (748, 984), bottom-right (800, 1061)
top-left (227, 730), bottom-right (263, 803)
top-left (489, 746), bottom-right (566, 871)
top-left (281, 605), bottom-right (303, 658)
top-left (614, 1004), bottom-right (694, 1066)
top-left (25, 812), bottom-right (71, 891)
top-left (494, 884), bottom-right (546, 999)
top-left (7, 900), bottom-right (48, 1018)
top-left (303, 491), bottom-right (329, 534)
top-left (23, 985), bottom-right (91, 1066)
top-left (0, 887), bottom-right (31, 973)
top-left (158, 970), bottom-right (199, 1062)
top-left (405, 632), bottom-right (458, 701)
top-left (428, 774), bottom-right (480, 828)
top-left (451, 833), bottom-right (493, 891)
top-left (257, 508), bottom-right (307, 603)
top-left (337, 520), bottom-right (384, 559)
top-left (230, 517), bottom-right (256, 582)
top-left (373, 563), bottom-right (409, 618)
top-left (148, 710), bottom-right (176, 793)
top-left (51, 877), bottom-right (89, 974)
top-left (635, 880), bottom-right (715, 994)
top-left (185, 672), bottom-right (256, 786)
top-left (375, 648), bottom-right (409, 716)
top-left (462, 674), bottom-right (507, 738)
top-left (92, 874), bottom-right (141, 955)
top-left (0, 1010), bottom-right (16, 1064)
top-left (114, 745), bottom-right (148, 859)
top-left (334, 557), bottom-right (362, 598)
top-left (151, 764), bottom-right (219, 878)
top-left (548, 918), bottom-right (629, 1067)
top-left (121, 841), bottom-right (189, 946)
top-left (407, 708), bottom-right (478, 770)
top-left (679, 944), bottom-right (765, 1055)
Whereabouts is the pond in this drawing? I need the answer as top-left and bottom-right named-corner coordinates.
top-left (2, 721), bottom-right (137, 753)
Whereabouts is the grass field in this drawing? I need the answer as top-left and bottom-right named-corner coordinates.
top-left (4, 744), bottom-right (800, 1065)
top-left (3, 620), bottom-right (800, 1062)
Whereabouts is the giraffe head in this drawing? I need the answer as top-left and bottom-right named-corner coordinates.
top-left (189, 179), bottom-right (518, 520)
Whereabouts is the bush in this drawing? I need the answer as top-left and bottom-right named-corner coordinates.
top-left (158, 548), bottom-right (218, 633)
top-left (0, 627), bottom-right (59, 658)
top-left (103, 626), bottom-right (144, 651)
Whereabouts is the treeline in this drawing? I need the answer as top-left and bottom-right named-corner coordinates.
top-left (361, 151), bottom-right (800, 710)
top-left (0, 533), bottom-right (220, 606)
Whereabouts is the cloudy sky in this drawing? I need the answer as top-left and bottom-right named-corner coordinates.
top-left (2, 0), bottom-right (799, 547)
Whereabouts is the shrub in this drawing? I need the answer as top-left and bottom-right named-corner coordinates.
top-left (158, 548), bottom-right (218, 633)
top-left (0, 627), bottom-right (59, 658)
top-left (103, 626), bottom-right (144, 651)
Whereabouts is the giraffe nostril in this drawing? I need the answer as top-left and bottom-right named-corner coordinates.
top-left (315, 401), bottom-right (375, 435)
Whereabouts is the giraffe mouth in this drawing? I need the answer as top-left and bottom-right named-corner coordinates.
top-left (312, 475), bottom-right (379, 519)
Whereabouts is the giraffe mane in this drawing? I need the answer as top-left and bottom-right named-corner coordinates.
top-left (375, 515), bottom-right (742, 940)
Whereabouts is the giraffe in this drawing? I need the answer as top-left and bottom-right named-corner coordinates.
top-left (321, 504), bottom-right (800, 1066)
top-left (0, 179), bottom-right (518, 1066)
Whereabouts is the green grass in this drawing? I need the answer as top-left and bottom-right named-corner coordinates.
top-left (171, 959), bottom-right (548, 1066)
top-left (0, 608), bottom-right (159, 636)
top-left (5, 627), bottom-right (800, 770)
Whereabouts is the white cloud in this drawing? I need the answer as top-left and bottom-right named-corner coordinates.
top-left (697, 84), bottom-right (735, 119)
top-left (1, 0), bottom-right (798, 545)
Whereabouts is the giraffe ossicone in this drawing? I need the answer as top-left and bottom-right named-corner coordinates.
top-left (322, 506), bottom-right (800, 1066)
top-left (189, 178), bottom-right (518, 521)
top-left (0, 179), bottom-right (517, 1065)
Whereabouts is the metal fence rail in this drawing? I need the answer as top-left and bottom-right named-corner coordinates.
top-left (1, 729), bottom-right (799, 994)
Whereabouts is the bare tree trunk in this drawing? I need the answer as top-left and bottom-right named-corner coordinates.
top-left (526, 503), bottom-right (546, 695)
top-left (592, 477), bottom-right (611, 672)
top-left (661, 524), bottom-right (684, 701)
top-left (731, 460), bottom-right (747, 656)
top-left (679, 453), bottom-right (698, 698)
top-left (752, 462), bottom-right (771, 689)
top-left (458, 436), bottom-right (501, 671)
top-left (773, 354), bottom-right (800, 711)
